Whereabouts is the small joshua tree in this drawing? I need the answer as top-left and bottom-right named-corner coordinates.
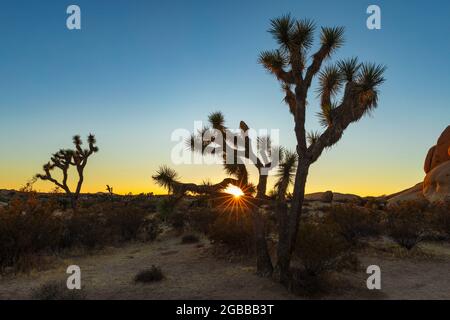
top-left (106, 185), bottom-right (114, 195)
top-left (36, 134), bottom-right (98, 209)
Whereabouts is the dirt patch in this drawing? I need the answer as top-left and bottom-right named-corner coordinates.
top-left (1, 235), bottom-right (449, 300)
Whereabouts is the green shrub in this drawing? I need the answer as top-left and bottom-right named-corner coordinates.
top-left (386, 201), bottom-right (428, 250)
top-left (134, 265), bottom-right (164, 283)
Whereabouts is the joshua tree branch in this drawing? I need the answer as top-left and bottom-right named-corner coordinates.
top-left (304, 46), bottom-right (329, 90)
top-left (307, 82), bottom-right (367, 163)
top-left (170, 178), bottom-right (242, 195)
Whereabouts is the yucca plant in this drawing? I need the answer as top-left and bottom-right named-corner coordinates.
top-left (259, 14), bottom-right (386, 283)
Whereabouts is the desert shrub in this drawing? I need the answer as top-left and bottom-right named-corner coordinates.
top-left (364, 197), bottom-right (385, 210)
top-left (386, 201), bottom-right (428, 250)
top-left (187, 208), bottom-right (217, 234)
top-left (134, 265), bottom-right (164, 283)
top-left (168, 211), bottom-right (186, 231)
top-left (292, 222), bottom-right (358, 295)
top-left (430, 201), bottom-right (450, 239)
top-left (208, 211), bottom-right (254, 253)
top-left (104, 206), bottom-right (148, 242)
top-left (0, 195), bottom-right (158, 272)
top-left (31, 281), bottom-right (86, 300)
top-left (157, 197), bottom-right (179, 220)
top-left (325, 204), bottom-right (381, 245)
top-left (59, 211), bottom-right (108, 249)
top-left (295, 222), bottom-right (358, 276)
top-left (0, 195), bottom-right (62, 271)
top-left (181, 234), bottom-right (200, 244)
top-left (137, 217), bottom-right (161, 242)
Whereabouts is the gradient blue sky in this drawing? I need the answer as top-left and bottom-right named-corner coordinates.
top-left (0, 0), bottom-right (449, 195)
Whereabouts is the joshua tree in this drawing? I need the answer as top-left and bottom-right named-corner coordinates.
top-left (188, 111), bottom-right (278, 198)
top-left (36, 134), bottom-right (99, 209)
top-left (106, 184), bottom-right (114, 195)
top-left (259, 14), bottom-right (385, 283)
top-left (154, 113), bottom-right (296, 276)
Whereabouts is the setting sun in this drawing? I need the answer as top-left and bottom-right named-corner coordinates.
top-left (223, 184), bottom-right (244, 198)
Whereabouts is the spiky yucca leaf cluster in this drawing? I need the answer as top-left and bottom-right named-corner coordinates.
top-left (306, 131), bottom-right (321, 146)
top-left (260, 14), bottom-right (345, 77)
top-left (152, 165), bottom-right (179, 194)
top-left (314, 57), bottom-right (385, 128)
top-left (274, 149), bottom-right (298, 199)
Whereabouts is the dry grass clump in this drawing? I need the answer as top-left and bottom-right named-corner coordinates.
top-left (134, 265), bottom-right (164, 283)
top-left (31, 281), bottom-right (87, 300)
top-left (181, 234), bottom-right (200, 244)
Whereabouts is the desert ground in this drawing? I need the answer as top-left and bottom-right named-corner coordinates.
top-left (1, 229), bottom-right (450, 300)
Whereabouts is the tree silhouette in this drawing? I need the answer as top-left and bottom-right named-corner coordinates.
top-left (188, 111), bottom-right (278, 198)
top-left (259, 14), bottom-right (385, 283)
top-left (36, 134), bottom-right (98, 209)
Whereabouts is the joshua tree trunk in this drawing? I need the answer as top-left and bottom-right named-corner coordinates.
top-left (251, 207), bottom-right (273, 276)
top-left (275, 159), bottom-right (310, 284)
top-left (251, 171), bottom-right (274, 277)
top-left (256, 172), bottom-right (268, 199)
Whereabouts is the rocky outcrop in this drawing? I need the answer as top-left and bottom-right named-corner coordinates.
top-left (387, 183), bottom-right (426, 206)
top-left (423, 160), bottom-right (450, 203)
top-left (304, 191), bottom-right (361, 203)
top-left (424, 126), bottom-right (450, 173)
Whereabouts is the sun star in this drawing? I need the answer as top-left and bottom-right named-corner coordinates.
top-left (223, 184), bottom-right (244, 198)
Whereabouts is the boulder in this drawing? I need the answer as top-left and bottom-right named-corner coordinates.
top-left (424, 126), bottom-right (450, 173)
top-left (423, 160), bottom-right (450, 203)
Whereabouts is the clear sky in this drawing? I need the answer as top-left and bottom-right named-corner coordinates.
top-left (0, 0), bottom-right (449, 196)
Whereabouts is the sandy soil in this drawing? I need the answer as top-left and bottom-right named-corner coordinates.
top-left (1, 235), bottom-right (449, 300)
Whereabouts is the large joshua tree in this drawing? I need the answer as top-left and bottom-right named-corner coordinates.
top-left (259, 15), bottom-right (385, 282)
top-left (153, 112), bottom-right (286, 276)
top-left (36, 134), bottom-right (98, 209)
